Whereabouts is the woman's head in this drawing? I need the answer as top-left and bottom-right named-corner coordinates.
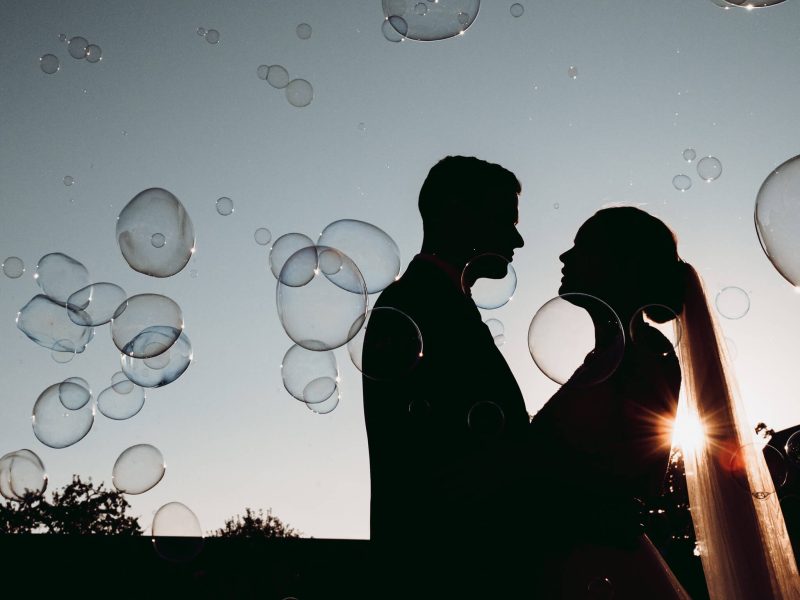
top-left (559, 206), bottom-right (684, 323)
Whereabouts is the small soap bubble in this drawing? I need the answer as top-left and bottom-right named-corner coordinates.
top-left (152, 502), bottom-right (204, 562)
top-left (40, 54), bottom-right (60, 74)
top-left (715, 286), bottom-right (750, 319)
top-left (85, 44), bottom-right (102, 63)
top-left (197, 27), bottom-right (207, 36)
top-left (467, 401), bottom-right (505, 437)
top-left (67, 282), bottom-right (127, 326)
top-left (121, 332), bottom-right (192, 388)
top-left (306, 386), bottom-right (340, 414)
top-left (97, 383), bottom-right (145, 420)
top-left (267, 65), bottom-right (290, 89)
top-left (257, 64), bottom-right (269, 80)
top-left (568, 65), bottom-right (578, 79)
top-left (683, 148), bottom-right (696, 162)
top-left (382, 19), bottom-right (405, 42)
top-left (32, 382), bottom-right (95, 449)
top-left (457, 11), bottom-right (470, 25)
top-left (484, 318), bottom-right (504, 339)
top-left (358, 122), bottom-right (367, 132)
top-left (58, 33), bottom-right (67, 42)
top-left (51, 341), bottom-right (77, 364)
top-left (68, 36), bottom-right (89, 59)
top-left (285, 79), bottom-right (313, 108)
top-left (110, 293), bottom-right (183, 358)
top-left (59, 378), bottom-right (91, 410)
top-left (347, 307), bottom-right (423, 381)
top-left (296, 23), bottom-right (312, 39)
top-left (672, 174), bottom-right (692, 191)
top-left (510, 3), bottom-right (524, 17)
top-left (629, 304), bottom-right (682, 351)
top-left (63, 175), bottom-right (74, 186)
top-left (205, 29), bottom-right (220, 44)
top-left (111, 371), bottom-right (134, 394)
top-left (269, 233), bottom-right (315, 279)
top-left (414, 2), bottom-right (428, 15)
top-left (697, 156), bottom-right (722, 181)
top-left (151, 232), bottom-right (166, 248)
top-left (2, 256), bottom-right (25, 278)
top-left (113, 444), bottom-right (166, 494)
top-left (254, 228), bottom-right (272, 245)
top-left (215, 197), bottom-right (234, 216)
top-left (388, 15), bottom-right (410, 37)
top-left (462, 254), bottom-right (517, 309)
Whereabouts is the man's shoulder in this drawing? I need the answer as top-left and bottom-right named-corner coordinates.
top-left (374, 258), bottom-right (461, 314)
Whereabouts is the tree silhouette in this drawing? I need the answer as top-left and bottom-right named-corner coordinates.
top-left (211, 507), bottom-right (302, 539)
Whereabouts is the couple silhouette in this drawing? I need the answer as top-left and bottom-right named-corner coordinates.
top-left (362, 156), bottom-right (799, 599)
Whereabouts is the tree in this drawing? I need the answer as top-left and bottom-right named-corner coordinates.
top-left (211, 507), bottom-right (302, 539)
top-left (0, 475), bottom-right (142, 535)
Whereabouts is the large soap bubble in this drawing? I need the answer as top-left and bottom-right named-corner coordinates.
top-left (269, 233), bottom-right (315, 279)
top-left (66, 282), bottom-right (127, 326)
top-left (117, 188), bottom-right (195, 278)
top-left (317, 219), bottom-right (401, 294)
top-left (0, 449), bottom-right (47, 501)
top-left (281, 344), bottom-right (339, 403)
top-left (112, 444), bottom-right (166, 494)
top-left (17, 295), bottom-right (94, 353)
top-left (152, 502), bottom-right (204, 562)
top-left (34, 253), bottom-right (90, 305)
top-left (528, 294), bottom-right (625, 386)
top-left (382, 0), bottom-right (480, 41)
top-left (755, 154), bottom-right (800, 287)
top-left (120, 332), bottom-right (192, 388)
top-left (111, 294), bottom-right (183, 358)
top-left (347, 307), bottom-right (423, 381)
top-left (33, 382), bottom-right (95, 448)
top-left (276, 246), bottom-right (368, 351)
top-left (462, 254), bottom-right (517, 309)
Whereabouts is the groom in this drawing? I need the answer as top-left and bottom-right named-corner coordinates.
top-left (362, 156), bottom-right (530, 594)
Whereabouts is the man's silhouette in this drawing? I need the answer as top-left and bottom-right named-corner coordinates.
top-left (362, 156), bottom-right (529, 595)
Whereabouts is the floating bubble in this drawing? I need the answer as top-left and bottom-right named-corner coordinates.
top-left (277, 246), bottom-right (367, 351)
top-left (484, 318), bottom-right (504, 345)
top-left (97, 383), bottom-right (145, 420)
top-left (266, 65), bottom-right (290, 89)
top-left (629, 304), bottom-right (682, 352)
top-left (382, 0), bottom-right (479, 40)
top-left (58, 378), bottom-right (91, 410)
top-left (205, 29), bottom-right (220, 44)
top-left (254, 228), bottom-right (272, 246)
top-left (277, 244), bottom-right (318, 287)
top-left (2, 256), bottom-right (25, 278)
top-left (672, 174), bottom-right (692, 192)
top-left (34, 253), bottom-right (90, 305)
top-left (347, 307), bottom-right (423, 381)
top-left (317, 219), bottom-right (401, 294)
top-left (715, 286), bottom-right (750, 319)
top-left (32, 382), bottom-right (95, 448)
top-left (51, 341), bottom-right (77, 363)
top-left (85, 44), bottom-right (102, 63)
top-left (281, 344), bottom-right (339, 403)
top-left (63, 175), bottom-right (74, 186)
top-left (467, 401), bottom-right (505, 437)
top-left (257, 64), bottom-right (269, 80)
top-left (408, 397), bottom-right (431, 418)
top-left (528, 293), bottom-right (625, 386)
top-left (786, 431), bottom-right (800, 466)
top-left (110, 294), bottom-right (183, 358)
top-left (381, 19), bottom-right (405, 42)
top-left (0, 450), bottom-right (47, 501)
top-left (197, 27), bottom-right (207, 36)
top-left (151, 233), bottom-right (166, 248)
top-left (67, 36), bottom-right (88, 59)
top-left (17, 295), bottom-right (94, 353)
top-left (111, 371), bottom-right (134, 394)
top-left (66, 282), bottom-right (127, 326)
top-left (113, 444), bottom-right (166, 494)
top-left (729, 444), bottom-right (786, 498)
top-left (269, 233), bottom-right (315, 279)
top-left (40, 54), bottom-right (60, 74)
top-left (285, 79), bottom-right (313, 108)
top-left (215, 197), bottom-right (233, 216)
top-left (568, 65), bottom-right (578, 79)
top-left (587, 577), bottom-right (614, 599)
top-left (697, 156), bottom-right (722, 181)
top-left (296, 23), bottom-right (312, 39)
top-left (121, 332), bottom-right (192, 388)
top-left (755, 154), bottom-right (800, 287)
top-left (306, 385), bottom-right (340, 414)
top-left (722, 0), bottom-right (787, 6)
top-left (462, 254), bottom-right (517, 309)
top-left (58, 33), bottom-right (67, 42)
top-left (152, 502), bottom-right (204, 562)
top-left (683, 148), bottom-right (696, 162)
top-left (510, 3), bottom-right (524, 17)
top-left (117, 187), bottom-right (195, 278)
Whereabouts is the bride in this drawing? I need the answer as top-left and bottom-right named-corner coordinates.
top-left (527, 206), bottom-right (799, 599)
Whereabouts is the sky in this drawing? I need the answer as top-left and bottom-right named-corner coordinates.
top-left (2, 0), bottom-right (800, 540)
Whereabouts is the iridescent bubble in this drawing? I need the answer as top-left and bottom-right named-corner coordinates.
top-left (528, 294), bottom-right (625, 386)
top-left (281, 344), bottom-right (339, 403)
top-left (296, 23), bottom-right (312, 39)
top-left (587, 577), bottom-right (614, 599)
top-left (729, 444), bottom-right (786, 498)
top-left (568, 65), bottom-right (578, 79)
top-left (34, 253), bottom-right (90, 305)
top-left (197, 27), bottom-right (207, 36)
top-left (715, 286), bottom-right (750, 319)
top-left (697, 156), bottom-right (722, 181)
top-left (152, 502), bottom-right (204, 562)
top-left (467, 401), bottom-right (505, 437)
top-left (111, 371), bottom-right (134, 394)
top-left (205, 29), bottom-right (220, 44)
top-left (2, 256), bottom-right (25, 278)
top-left (683, 148), bottom-right (696, 162)
top-left (110, 294), bottom-right (183, 358)
top-left (67, 36), bottom-right (88, 59)
top-left (306, 385), bottom-right (340, 414)
top-left (347, 307), bottom-right (423, 381)
top-left (112, 444), bottom-right (166, 494)
top-left (672, 174), bottom-right (692, 192)
top-left (755, 154), bottom-right (800, 287)
top-left (151, 233), bottom-right (166, 248)
top-left (317, 219), bottom-right (401, 294)
top-left (40, 54), bottom-right (60, 74)
top-left (257, 64), bottom-right (269, 80)
top-left (462, 254), bottom-right (517, 309)
top-left (97, 383), bottom-right (145, 420)
top-left (85, 44), bottom-right (102, 63)
top-left (117, 187), bottom-right (195, 278)
top-left (254, 228), bottom-right (272, 245)
top-left (629, 304), bottom-right (682, 351)
top-left (510, 3), bottom-right (524, 17)
top-left (285, 79), bottom-right (313, 108)
top-left (17, 295), bottom-right (94, 353)
top-left (63, 175), bottom-right (74, 186)
top-left (58, 378), bottom-right (91, 410)
top-left (269, 233), bottom-right (315, 279)
top-left (381, 19), bottom-right (405, 42)
top-left (66, 282), bottom-right (127, 326)
top-left (266, 65), bottom-right (290, 89)
top-left (120, 332), bottom-right (192, 388)
top-left (0, 450), bottom-right (47, 501)
top-left (215, 197), bottom-right (234, 216)
top-left (32, 382), bottom-right (95, 448)
top-left (277, 246), bottom-right (368, 351)
top-left (382, 0), bottom-right (479, 40)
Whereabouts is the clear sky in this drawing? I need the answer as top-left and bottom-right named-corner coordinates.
top-left (2, 0), bottom-right (800, 540)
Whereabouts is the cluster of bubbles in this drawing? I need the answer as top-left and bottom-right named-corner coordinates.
top-left (256, 64), bottom-right (314, 108)
top-left (673, 148), bottom-right (722, 191)
top-left (40, 34), bottom-right (103, 75)
top-left (510, 3), bottom-right (525, 17)
top-left (197, 27), bottom-right (220, 44)
top-left (381, 0), bottom-right (480, 42)
top-left (0, 449), bottom-right (47, 500)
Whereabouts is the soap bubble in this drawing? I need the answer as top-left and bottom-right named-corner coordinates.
top-left (568, 65), bottom-right (578, 79)
top-left (382, 0), bottom-right (480, 41)
top-left (2, 257), bottom-right (25, 278)
top-left (63, 175), bottom-right (74, 186)
top-left (697, 156), bottom-right (722, 181)
top-left (715, 286), bottom-right (750, 319)
top-left (17, 295), bottom-right (94, 353)
top-left (152, 502), bottom-right (204, 562)
top-left (121, 332), bottom-right (192, 388)
top-left (50, 341), bottom-right (77, 364)
top-left (66, 282), bottom-right (127, 326)
top-left (317, 219), bottom-right (401, 294)
top-left (257, 64), bottom-right (269, 80)
top-left (40, 54), bottom-right (60, 74)
top-left (205, 29), bottom-right (220, 44)
top-left (484, 318), bottom-right (505, 346)
top-left (382, 19), bottom-right (405, 42)
top-left (110, 293), bottom-right (183, 358)
top-left (276, 246), bottom-right (367, 351)
top-left (59, 378), bottom-right (91, 410)
top-left (117, 187), bottom-right (195, 278)
top-left (629, 304), bottom-right (682, 351)
top-left (510, 3), bottom-right (524, 17)
top-left (528, 294), bottom-right (625, 386)
top-left (729, 444), bottom-right (786, 498)
top-left (34, 253), bottom-right (90, 305)
top-left (672, 175), bottom-right (692, 192)
top-left (281, 344), bottom-right (339, 403)
top-left (85, 44), bottom-right (102, 63)
top-left (722, 0), bottom-right (787, 6)
top-left (755, 154), bottom-right (800, 287)
top-left (285, 79), bottom-right (313, 108)
top-left (67, 36), bottom-right (88, 59)
top-left (254, 228), bottom-right (272, 245)
top-left (111, 371), bottom-right (134, 394)
top-left (347, 307), bottom-right (423, 381)
top-left (269, 233), bottom-right (315, 279)
top-left (683, 148), bottom-right (696, 162)
top-left (785, 431), bottom-right (800, 466)
top-left (97, 383), bottom-right (145, 420)
top-left (467, 401), bottom-right (505, 437)
top-left (112, 444), bottom-right (166, 494)
top-left (151, 233), bottom-right (166, 248)
top-left (587, 577), bottom-right (614, 599)
top-left (197, 27), bottom-right (207, 36)
top-left (33, 382), bottom-right (95, 448)
top-left (415, 3), bottom-right (429, 15)
top-left (462, 254), bottom-right (517, 309)
top-left (296, 23), bottom-right (312, 39)
top-left (306, 385), bottom-right (340, 414)
top-left (215, 197), bottom-right (234, 216)
top-left (0, 450), bottom-right (47, 501)
top-left (266, 65), bottom-right (290, 89)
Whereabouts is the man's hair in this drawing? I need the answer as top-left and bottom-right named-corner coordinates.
top-left (418, 156), bottom-right (521, 225)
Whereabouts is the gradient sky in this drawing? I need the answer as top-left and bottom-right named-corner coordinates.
top-left (2, 0), bottom-right (800, 540)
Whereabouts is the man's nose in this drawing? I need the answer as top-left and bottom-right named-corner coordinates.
top-left (513, 229), bottom-right (524, 249)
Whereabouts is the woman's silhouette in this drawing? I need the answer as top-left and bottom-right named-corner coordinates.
top-left (528, 206), bottom-right (799, 599)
